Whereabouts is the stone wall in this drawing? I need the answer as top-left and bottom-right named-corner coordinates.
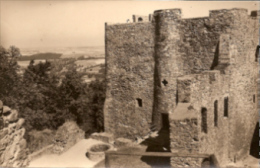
top-left (104, 22), bottom-right (155, 139)
top-left (169, 16), bottom-right (258, 163)
top-left (0, 101), bottom-right (30, 167)
top-left (171, 71), bottom-right (230, 166)
top-left (226, 10), bottom-right (258, 161)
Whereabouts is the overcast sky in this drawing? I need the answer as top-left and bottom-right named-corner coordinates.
top-left (0, 1), bottom-right (258, 49)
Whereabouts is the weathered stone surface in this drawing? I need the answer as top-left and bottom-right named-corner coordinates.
top-left (52, 121), bottom-right (85, 154)
top-left (3, 106), bottom-right (11, 114)
top-left (27, 129), bottom-right (55, 153)
top-left (90, 132), bottom-right (114, 144)
top-left (114, 138), bottom-right (133, 148)
top-left (171, 157), bottom-right (203, 168)
top-left (104, 8), bottom-right (258, 167)
top-left (0, 102), bottom-right (29, 167)
top-left (3, 109), bottom-right (19, 123)
top-left (16, 118), bottom-right (25, 130)
top-left (105, 21), bottom-right (155, 139)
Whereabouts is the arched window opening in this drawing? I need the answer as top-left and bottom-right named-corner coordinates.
top-left (201, 158), bottom-right (210, 168)
top-left (224, 97), bottom-right (228, 117)
top-left (214, 100), bottom-right (218, 127)
top-left (253, 95), bottom-right (255, 103)
top-left (201, 107), bottom-right (207, 133)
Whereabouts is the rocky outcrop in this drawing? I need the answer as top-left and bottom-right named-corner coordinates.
top-left (27, 129), bottom-right (56, 153)
top-left (52, 121), bottom-right (85, 154)
top-left (0, 101), bottom-right (30, 167)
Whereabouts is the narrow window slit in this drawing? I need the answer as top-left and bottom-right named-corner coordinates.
top-left (136, 98), bottom-right (142, 107)
top-left (214, 100), bottom-right (218, 127)
top-left (224, 97), bottom-right (228, 117)
top-left (201, 107), bottom-right (207, 133)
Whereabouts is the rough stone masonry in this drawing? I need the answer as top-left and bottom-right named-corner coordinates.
top-left (104, 8), bottom-right (258, 167)
top-left (0, 101), bottom-right (30, 167)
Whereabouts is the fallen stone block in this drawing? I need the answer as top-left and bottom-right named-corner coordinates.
top-left (114, 138), bottom-right (133, 148)
top-left (90, 132), bottom-right (114, 144)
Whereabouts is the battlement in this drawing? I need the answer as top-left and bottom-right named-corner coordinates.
top-left (106, 8), bottom-right (257, 26)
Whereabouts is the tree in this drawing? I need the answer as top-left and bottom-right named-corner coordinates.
top-left (0, 46), bottom-right (21, 107)
top-left (0, 46), bottom-right (106, 136)
top-left (87, 79), bottom-right (106, 132)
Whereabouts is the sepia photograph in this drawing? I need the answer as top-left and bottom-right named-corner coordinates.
top-left (0, 1), bottom-right (259, 167)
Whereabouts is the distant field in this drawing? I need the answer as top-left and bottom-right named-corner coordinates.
top-left (17, 47), bottom-right (105, 71)
top-left (20, 46), bottom-right (105, 59)
top-left (75, 59), bottom-right (105, 67)
top-left (18, 60), bottom-right (47, 68)
top-left (18, 59), bottom-right (105, 69)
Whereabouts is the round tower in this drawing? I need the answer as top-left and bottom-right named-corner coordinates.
top-left (152, 9), bottom-right (183, 130)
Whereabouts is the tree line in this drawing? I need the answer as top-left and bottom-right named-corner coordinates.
top-left (0, 46), bottom-right (105, 136)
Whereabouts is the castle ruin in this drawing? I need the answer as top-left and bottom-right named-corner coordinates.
top-left (104, 8), bottom-right (258, 167)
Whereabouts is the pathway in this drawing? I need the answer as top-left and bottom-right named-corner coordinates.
top-left (28, 139), bottom-right (101, 168)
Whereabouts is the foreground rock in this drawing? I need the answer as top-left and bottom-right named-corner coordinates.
top-left (0, 101), bottom-right (30, 167)
top-left (52, 121), bottom-right (85, 154)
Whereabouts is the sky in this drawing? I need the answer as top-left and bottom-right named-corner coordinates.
top-left (0, 1), bottom-right (258, 49)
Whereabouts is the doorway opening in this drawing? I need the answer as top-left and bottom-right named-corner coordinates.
top-left (161, 113), bottom-right (169, 130)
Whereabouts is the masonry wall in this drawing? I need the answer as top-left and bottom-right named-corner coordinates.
top-left (152, 8), bottom-right (244, 131)
top-left (170, 70), bottom-right (239, 166)
top-left (226, 10), bottom-right (258, 161)
top-left (169, 9), bottom-right (258, 165)
top-left (104, 22), bottom-right (155, 139)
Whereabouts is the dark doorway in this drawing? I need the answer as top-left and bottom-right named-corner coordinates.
top-left (140, 113), bottom-right (171, 167)
top-left (250, 121), bottom-right (259, 158)
top-left (161, 114), bottom-right (169, 130)
top-left (201, 156), bottom-right (218, 168)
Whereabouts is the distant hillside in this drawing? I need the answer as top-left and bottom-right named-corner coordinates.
top-left (19, 53), bottom-right (62, 61)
